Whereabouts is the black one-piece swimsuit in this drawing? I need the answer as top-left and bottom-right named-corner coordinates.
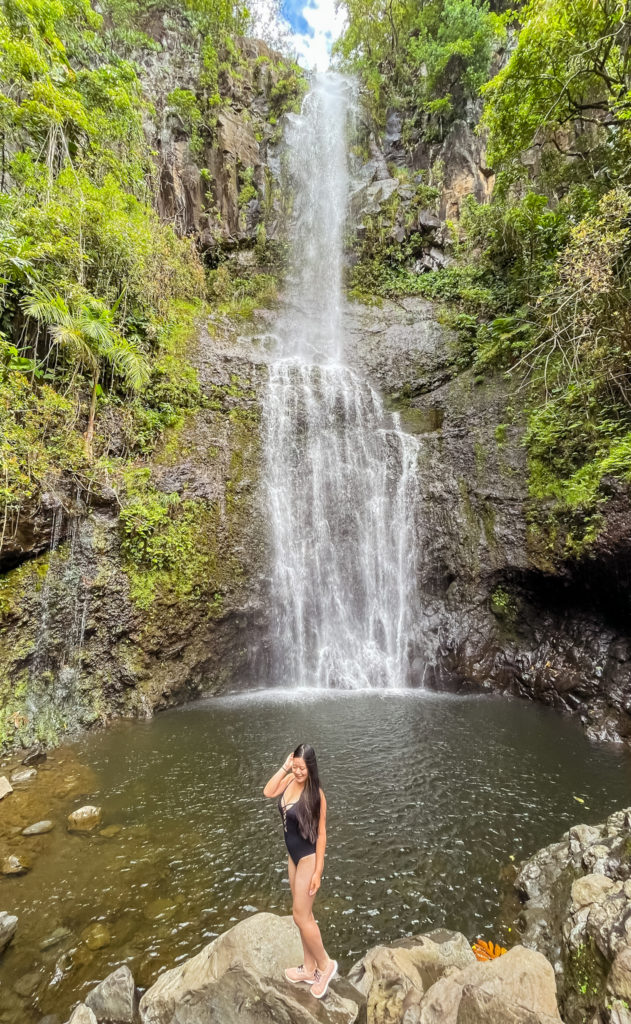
top-left (278, 792), bottom-right (317, 866)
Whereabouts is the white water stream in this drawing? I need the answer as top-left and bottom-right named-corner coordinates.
top-left (263, 74), bottom-right (422, 689)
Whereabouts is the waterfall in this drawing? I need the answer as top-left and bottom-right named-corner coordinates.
top-left (263, 73), bottom-right (421, 689)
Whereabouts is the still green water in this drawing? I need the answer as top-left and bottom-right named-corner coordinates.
top-left (2, 689), bottom-right (631, 1022)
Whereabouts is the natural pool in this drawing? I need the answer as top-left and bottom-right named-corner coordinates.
top-left (2, 689), bottom-right (631, 1022)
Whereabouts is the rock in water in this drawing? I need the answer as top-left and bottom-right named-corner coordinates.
top-left (99, 824), bottom-right (122, 838)
top-left (40, 926), bottom-right (71, 950)
top-left (81, 922), bottom-right (111, 950)
top-left (22, 820), bottom-right (54, 836)
top-left (139, 912), bottom-right (358, 1024)
top-left (65, 1007), bottom-right (98, 1024)
top-left (418, 946), bottom-right (562, 1023)
top-left (67, 806), bottom-right (102, 832)
top-left (0, 776), bottom-right (13, 800)
top-left (0, 912), bottom-right (17, 954)
top-left (10, 766), bottom-right (37, 783)
top-left (85, 965), bottom-right (136, 1023)
top-left (14, 970), bottom-right (40, 996)
top-left (2, 853), bottom-right (31, 875)
top-left (22, 744), bottom-right (46, 766)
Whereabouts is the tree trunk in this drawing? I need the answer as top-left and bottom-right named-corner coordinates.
top-left (84, 370), bottom-right (99, 456)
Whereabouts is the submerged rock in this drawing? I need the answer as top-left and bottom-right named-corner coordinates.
top-left (40, 926), bottom-right (71, 951)
top-left (139, 912), bottom-right (358, 1024)
top-left (0, 911), bottom-right (18, 954)
top-left (85, 965), bottom-right (137, 1023)
top-left (11, 766), bottom-right (37, 783)
top-left (68, 806), bottom-right (102, 832)
top-left (99, 824), bottom-right (122, 838)
top-left (0, 776), bottom-right (13, 799)
top-left (80, 922), bottom-right (111, 950)
top-left (22, 820), bottom-right (54, 836)
top-left (14, 970), bottom-right (40, 996)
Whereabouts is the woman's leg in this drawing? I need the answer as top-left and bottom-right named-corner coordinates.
top-left (292, 854), bottom-right (329, 972)
top-left (288, 856), bottom-right (316, 972)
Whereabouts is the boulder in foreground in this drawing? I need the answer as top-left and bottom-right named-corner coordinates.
top-left (348, 928), bottom-right (475, 1023)
top-left (66, 1006), bottom-right (97, 1024)
top-left (139, 912), bottom-right (358, 1024)
top-left (85, 965), bottom-right (137, 1022)
top-left (418, 945), bottom-right (562, 1024)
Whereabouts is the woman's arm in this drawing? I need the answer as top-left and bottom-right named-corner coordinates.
top-left (309, 791), bottom-right (327, 896)
top-left (263, 754), bottom-right (294, 798)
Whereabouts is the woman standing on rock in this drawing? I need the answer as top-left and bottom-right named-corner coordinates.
top-left (263, 743), bottom-right (337, 998)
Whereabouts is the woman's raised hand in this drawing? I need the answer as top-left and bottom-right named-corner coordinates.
top-left (282, 753), bottom-right (294, 772)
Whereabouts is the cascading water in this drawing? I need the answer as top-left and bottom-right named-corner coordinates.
top-left (263, 73), bottom-right (421, 689)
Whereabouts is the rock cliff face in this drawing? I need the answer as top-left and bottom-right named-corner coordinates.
top-left (0, 20), bottom-right (299, 750)
top-left (126, 16), bottom-right (299, 251)
top-left (344, 296), bottom-right (631, 745)
top-left (0, 315), bottom-right (269, 749)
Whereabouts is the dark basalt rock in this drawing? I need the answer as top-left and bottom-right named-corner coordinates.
top-left (346, 295), bottom-right (631, 747)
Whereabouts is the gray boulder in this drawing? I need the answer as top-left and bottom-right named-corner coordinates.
top-left (0, 911), bottom-right (17, 954)
top-left (418, 946), bottom-right (562, 1023)
top-left (139, 912), bottom-right (358, 1024)
top-left (85, 965), bottom-right (136, 1023)
top-left (348, 929), bottom-right (475, 1023)
top-left (66, 1007), bottom-right (97, 1024)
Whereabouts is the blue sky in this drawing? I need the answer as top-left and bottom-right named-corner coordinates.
top-left (280, 0), bottom-right (346, 69)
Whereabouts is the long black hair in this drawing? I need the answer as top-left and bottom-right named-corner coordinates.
top-left (293, 743), bottom-right (321, 844)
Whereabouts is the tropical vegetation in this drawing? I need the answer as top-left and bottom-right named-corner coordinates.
top-left (336, 0), bottom-right (631, 560)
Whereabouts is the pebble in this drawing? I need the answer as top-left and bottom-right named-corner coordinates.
top-left (10, 767), bottom-right (37, 783)
top-left (2, 854), bottom-right (31, 875)
top-left (68, 806), bottom-right (102, 832)
top-left (22, 820), bottom-right (54, 836)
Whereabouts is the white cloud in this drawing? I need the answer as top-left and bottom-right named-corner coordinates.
top-left (294, 0), bottom-right (347, 70)
top-left (249, 0), bottom-right (347, 72)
